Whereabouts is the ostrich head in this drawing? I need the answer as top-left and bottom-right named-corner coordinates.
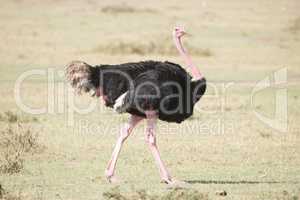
top-left (173, 26), bottom-right (187, 38)
top-left (65, 60), bottom-right (99, 96)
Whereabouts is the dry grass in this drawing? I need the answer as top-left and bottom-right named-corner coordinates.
top-left (259, 190), bottom-right (299, 200)
top-left (103, 187), bottom-right (208, 200)
top-left (88, 38), bottom-right (213, 57)
top-left (0, 124), bottom-right (40, 174)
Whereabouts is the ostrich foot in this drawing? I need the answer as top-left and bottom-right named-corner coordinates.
top-left (162, 178), bottom-right (189, 188)
top-left (105, 170), bottom-right (120, 184)
top-left (161, 178), bottom-right (173, 184)
top-left (106, 175), bottom-right (121, 184)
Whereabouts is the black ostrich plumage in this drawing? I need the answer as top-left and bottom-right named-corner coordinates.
top-left (67, 60), bottom-right (206, 123)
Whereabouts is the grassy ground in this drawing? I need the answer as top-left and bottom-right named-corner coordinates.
top-left (0, 0), bottom-right (300, 199)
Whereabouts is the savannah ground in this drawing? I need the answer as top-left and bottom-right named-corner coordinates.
top-left (0, 0), bottom-right (300, 199)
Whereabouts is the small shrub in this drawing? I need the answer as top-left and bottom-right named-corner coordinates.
top-left (0, 124), bottom-right (40, 174)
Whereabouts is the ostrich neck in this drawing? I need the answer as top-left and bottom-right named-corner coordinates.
top-left (173, 34), bottom-right (202, 80)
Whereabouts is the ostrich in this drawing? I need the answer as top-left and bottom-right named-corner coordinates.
top-left (65, 27), bottom-right (206, 184)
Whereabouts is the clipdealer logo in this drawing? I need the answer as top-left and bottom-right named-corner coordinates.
top-left (251, 68), bottom-right (288, 132)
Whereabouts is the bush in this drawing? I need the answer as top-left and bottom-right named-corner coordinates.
top-left (0, 124), bottom-right (40, 174)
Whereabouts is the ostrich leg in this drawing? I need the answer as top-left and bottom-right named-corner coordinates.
top-left (145, 111), bottom-right (173, 184)
top-left (105, 115), bottom-right (143, 182)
